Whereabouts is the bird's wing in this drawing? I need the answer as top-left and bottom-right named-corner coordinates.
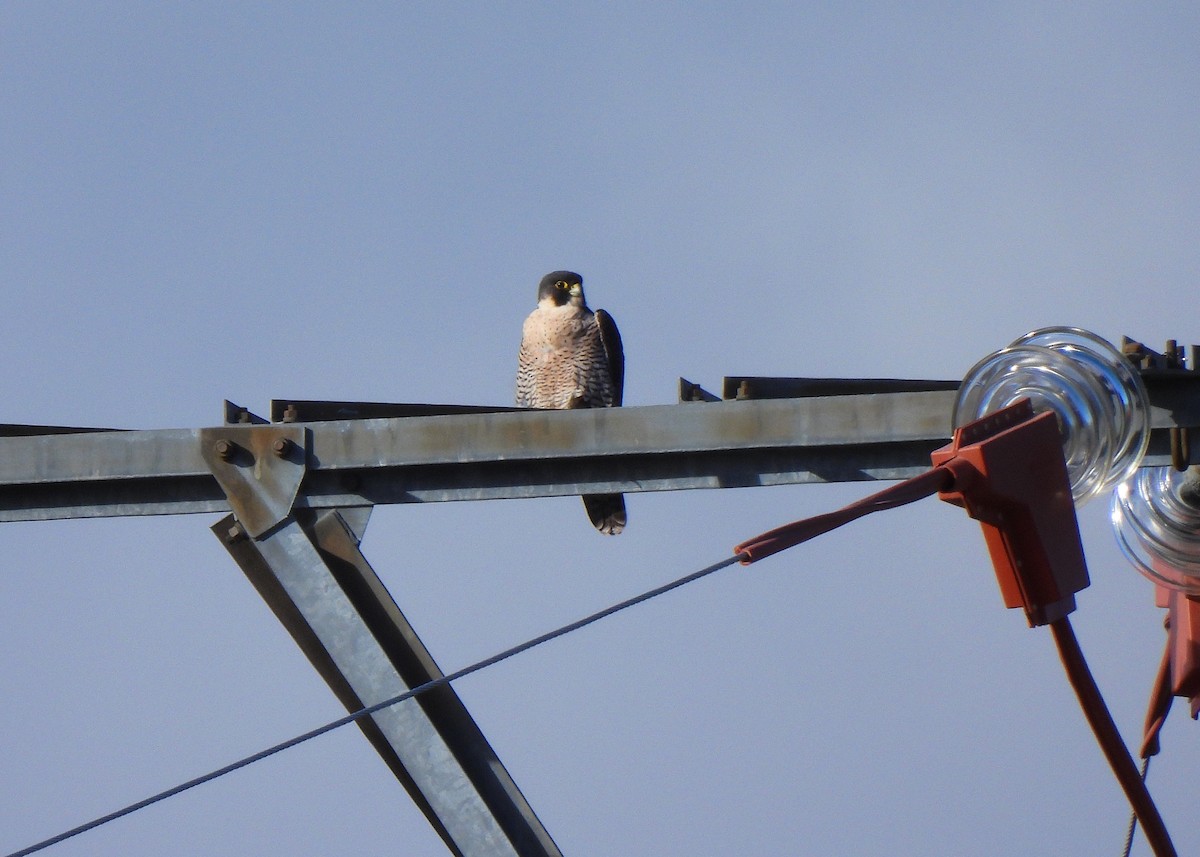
top-left (595, 309), bottom-right (624, 406)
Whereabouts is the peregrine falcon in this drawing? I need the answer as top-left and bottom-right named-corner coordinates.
top-left (517, 270), bottom-right (627, 535)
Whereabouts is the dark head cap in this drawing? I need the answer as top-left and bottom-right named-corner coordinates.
top-left (537, 270), bottom-right (584, 305)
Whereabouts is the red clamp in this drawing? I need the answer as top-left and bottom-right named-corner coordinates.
top-left (1157, 584), bottom-right (1200, 717)
top-left (1138, 582), bottom-right (1200, 763)
top-left (931, 400), bottom-right (1090, 626)
top-left (732, 399), bottom-right (1090, 626)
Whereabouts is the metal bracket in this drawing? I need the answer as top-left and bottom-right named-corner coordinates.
top-left (202, 423), bottom-right (556, 854)
top-left (1121, 336), bottom-right (1200, 470)
top-left (199, 425), bottom-right (307, 538)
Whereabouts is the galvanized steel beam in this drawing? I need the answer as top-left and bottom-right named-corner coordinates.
top-left (200, 426), bottom-right (560, 857)
top-left (0, 384), bottom-right (1195, 523)
top-left (215, 510), bottom-right (561, 857)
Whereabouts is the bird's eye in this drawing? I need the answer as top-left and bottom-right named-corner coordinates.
top-left (555, 281), bottom-right (568, 290)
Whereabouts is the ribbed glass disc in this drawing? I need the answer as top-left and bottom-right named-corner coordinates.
top-left (1112, 467), bottom-right (1200, 594)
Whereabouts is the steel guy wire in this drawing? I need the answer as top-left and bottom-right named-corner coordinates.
top-left (3, 552), bottom-right (747, 857)
top-left (1121, 756), bottom-right (1153, 857)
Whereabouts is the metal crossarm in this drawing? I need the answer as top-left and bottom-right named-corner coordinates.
top-left (1, 383), bottom-right (1194, 524)
top-left (0, 390), bottom-right (951, 522)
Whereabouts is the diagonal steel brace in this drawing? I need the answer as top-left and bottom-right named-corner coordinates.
top-left (202, 425), bottom-right (561, 857)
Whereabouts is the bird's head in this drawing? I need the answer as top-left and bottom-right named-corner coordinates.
top-left (537, 270), bottom-right (585, 307)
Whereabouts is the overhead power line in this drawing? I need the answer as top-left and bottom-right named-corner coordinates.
top-left (3, 552), bottom-right (747, 857)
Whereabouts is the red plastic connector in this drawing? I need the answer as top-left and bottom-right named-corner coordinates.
top-left (930, 400), bottom-right (1090, 626)
top-left (1156, 584), bottom-right (1200, 717)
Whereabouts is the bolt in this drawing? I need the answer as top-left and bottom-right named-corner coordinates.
top-left (214, 439), bottom-right (236, 460)
top-left (272, 437), bottom-right (293, 457)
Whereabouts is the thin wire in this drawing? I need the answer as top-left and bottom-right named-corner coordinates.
top-left (1121, 756), bottom-right (1153, 857)
top-left (4, 552), bottom-right (747, 857)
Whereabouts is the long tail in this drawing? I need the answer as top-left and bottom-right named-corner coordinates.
top-left (583, 493), bottom-right (627, 535)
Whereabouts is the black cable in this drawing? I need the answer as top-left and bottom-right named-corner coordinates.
top-left (3, 553), bottom-right (747, 857)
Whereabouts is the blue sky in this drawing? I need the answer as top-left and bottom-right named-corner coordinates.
top-left (2, 4), bottom-right (1198, 855)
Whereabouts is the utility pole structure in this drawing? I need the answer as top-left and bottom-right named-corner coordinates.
top-left (1, 371), bottom-right (1195, 856)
